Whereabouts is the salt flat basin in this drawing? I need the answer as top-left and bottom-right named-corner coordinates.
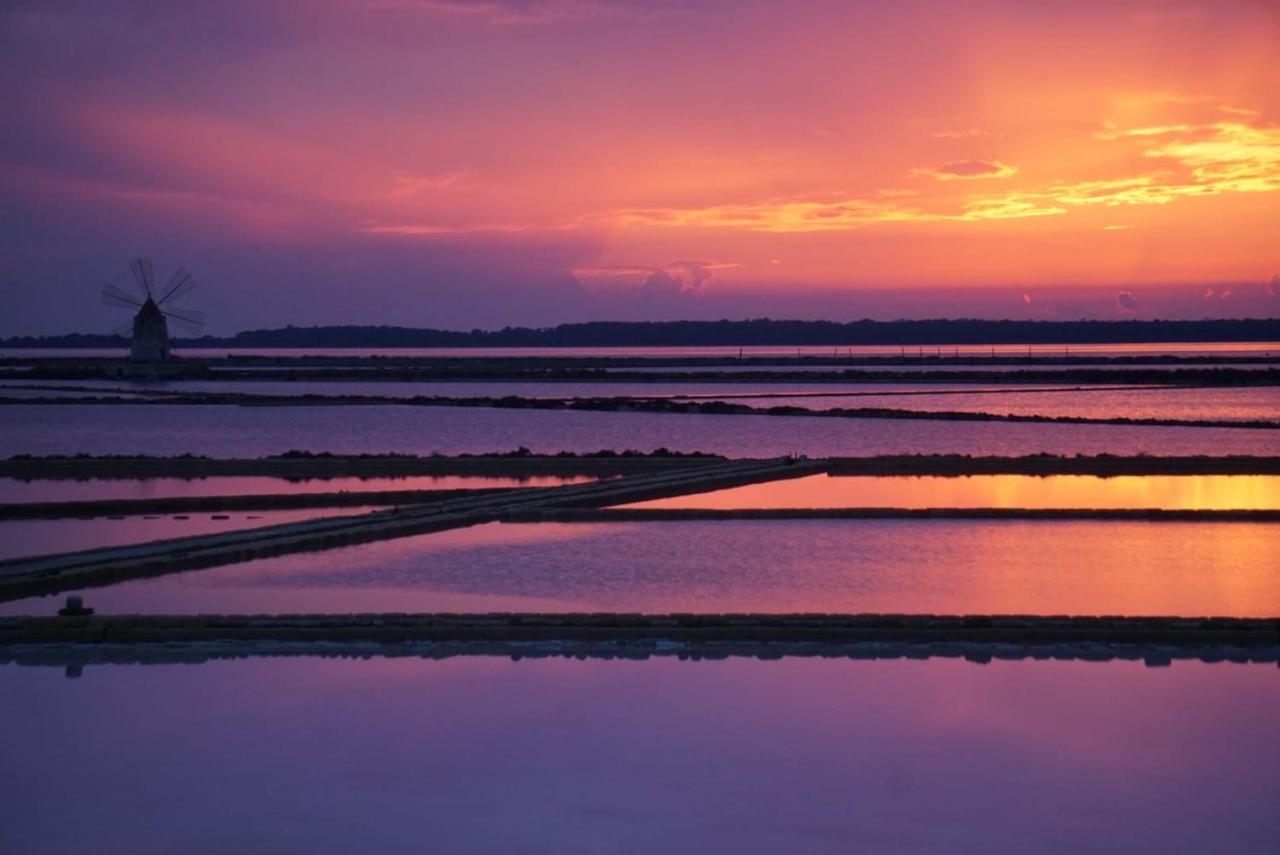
top-left (2, 404), bottom-right (1277, 458)
top-left (0, 474), bottom-right (589, 504)
top-left (0, 378), bottom-right (1067, 399)
top-left (4, 519), bottom-right (1276, 618)
top-left (608, 362), bottom-right (1279, 373)
top-left (0, 656), bottom-right (1276, 854)
top-left (712, 385), bottom-right (1280, 422)
top-left (6, 340), bottom-right (1280, 357)
top-left (620, 473), bottom-right (1280, 511)
top-left (0, 507), bottom-right (384, 562)
top-left (5, 381), bottom-right (1278, 423)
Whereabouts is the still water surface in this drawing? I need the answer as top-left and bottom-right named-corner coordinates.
top-left (0, 474), bottom-right (587, 503)
top-left (5, 341), bottom-right (1279, 357)
top-left (0, 656), bottom-right (1276, 854)
top-left (6, 381), bottom-right (1277, 423)
top-left (0, 507), bottom-right (382, 562)
top-left (713, 385), bottom-right (1280, 422)
top-left (2, 379), bottom-right (1039, 398)
top-left (6, 520), bottom-right (1275, 617)
top-left (623, 473), bottom-right (1280, 511)
top-left (2, 404), bottom-right (1274, 458)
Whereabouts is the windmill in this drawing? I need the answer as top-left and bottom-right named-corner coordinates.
top-left (101, 258), bottom-right (206, 361)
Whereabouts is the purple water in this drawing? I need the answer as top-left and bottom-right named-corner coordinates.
top-left (0, 474), bottom-right (588, 503)
top-left (4, 341), bottom-right (1279, 358)
top-left (1, 379), bottom-right (1037, 399)
top-left (0, 507), bottom-right (383, 562)
top-left (0, 656), bottom-right (1275, 854)
top-left (1, 404), bottom-right (1275, 458)
top-left (716, 385), bottom-right (1280, 422)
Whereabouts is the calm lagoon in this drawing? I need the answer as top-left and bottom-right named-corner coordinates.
top-left (1, 404), bottom-right (1274, 458)
top-left (623, 473), bottom-right (1280, 511)
top-left (0, 474), bottom-right (588, 503)
top-left (0, 507), bottom-right (383, 562)
top-left (0, 655), bottom-right (1276, 855)
top-left (5, 519), bottom-right (1275, 617)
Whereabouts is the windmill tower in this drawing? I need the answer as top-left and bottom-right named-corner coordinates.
top-left (102, 258), bottom-right (206, 362)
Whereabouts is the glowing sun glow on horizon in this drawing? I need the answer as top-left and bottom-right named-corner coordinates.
top-left (1, 0), bottom-right (1277, 331)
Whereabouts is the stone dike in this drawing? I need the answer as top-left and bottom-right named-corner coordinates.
top-left (3, 612), bottom-right (1275, 652)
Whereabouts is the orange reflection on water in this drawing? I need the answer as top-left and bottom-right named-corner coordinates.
top-left (622, 474), bottom-right (1280, 511)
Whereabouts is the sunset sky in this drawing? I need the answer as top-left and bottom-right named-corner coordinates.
top-left (2, 0), bottom-right (1278, 334)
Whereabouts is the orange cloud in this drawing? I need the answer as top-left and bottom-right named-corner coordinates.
top-left (580, 116), bottom-right (1280, 234)
top-left (931, 128), bottom-right (1002, 140)
top-left (602, 196), bottom-right (944, 232)
top-left (1142, 122), bottom-right (1280, 194)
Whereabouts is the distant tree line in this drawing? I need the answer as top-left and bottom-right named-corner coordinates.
top-left (4, 318), bottom-right (1278, 348)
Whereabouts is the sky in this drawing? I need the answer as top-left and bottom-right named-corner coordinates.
top-left (1, 0), bottom-right (1278, 335)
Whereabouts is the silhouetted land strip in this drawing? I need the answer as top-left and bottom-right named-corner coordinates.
top-left (5, 453), bottom-right (1279, 481)
top-left (2, 613), bottom-right (1275, 655)
top-left (7, 636), bottom-right (1276, 672)
top-left (508, 508), bottom-right (1280, 523)
top-left (6, 390), bottom-right (1274, 429)
top-left (5, 317), bottom-right (1278, 348)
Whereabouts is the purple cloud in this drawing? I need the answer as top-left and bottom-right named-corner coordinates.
top-left (917, 160), bottom-right (1017, 180)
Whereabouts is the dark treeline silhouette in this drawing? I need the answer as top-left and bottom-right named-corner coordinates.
top-left (4, 318), bottom-right (1278, 349)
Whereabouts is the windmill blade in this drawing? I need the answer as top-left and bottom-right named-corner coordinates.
top-left (162, 306), bottom-right (207, 335)
top-left (110, 318), bottom-right (135, 337)
top-left (165, 316), bottom-right (206, 335)
top-left (129, 257), bottom-right (155, 299)
top-left (157, 267), bottom-right (198, 305)
top-left (102, 282), bottom-right (143, 309)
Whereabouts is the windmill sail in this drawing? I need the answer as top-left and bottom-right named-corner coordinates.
top-left (129, 257), bottom-right (155, 299)
top-left (161, 306), bottom-right (207, 335)
top-left (157, 267), bottom-right (197, 305)
top-left (101, 282), bottom-right (143, 309)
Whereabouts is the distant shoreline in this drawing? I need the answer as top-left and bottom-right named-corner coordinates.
top-left (3, 317), bottom-right (1278, 349)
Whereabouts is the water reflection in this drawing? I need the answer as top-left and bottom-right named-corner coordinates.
top-left (719, 385), bottom-right (1280, 422)
top-left (0, 474), bottom-right (590, 504)
top-left (0, 656), bottom-right (1275, 854)
top-left (0, 507), bottom-right (384, 562)
top-left (5, 519), bottom-right (1275, 617)
top-left (2, 404), bottom-right (1276, 458)
top-left (5, 340), bottom-right (1279, 357)
top-left (623, 473), bottom-right (1280, 510)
